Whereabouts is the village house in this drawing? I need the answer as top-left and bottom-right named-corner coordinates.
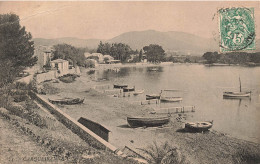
top-left (35, 45), bottom-right (53, 69)
top-left (84, 52), bottom-right (104, 63)
top-left (50, 59), bottom-right (69, 75)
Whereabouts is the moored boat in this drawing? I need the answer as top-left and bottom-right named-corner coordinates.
top-left (114, 84), bottom-right (128, 89)
top-left (160, 96), bottom-right (182, 102)
top-left (223, 77), bottom-right (251, 98)
top-left (223, 91), bottom-right (251, 97)
top-left (127, 116), bottom-right (170, 128)
top-left (133, 89), bottom-right (145, 95)
top-left (185, 121), bottom-right (213, 132)
top-left (146, 94), bottom-right (161, 100)
top-left (123, 86), bottom-right (135, 92)
top-left (48, 98), bottom-right (84, 105)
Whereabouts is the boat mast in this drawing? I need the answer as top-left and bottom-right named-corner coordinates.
top-left (239, 76), bottom-right (242, 92)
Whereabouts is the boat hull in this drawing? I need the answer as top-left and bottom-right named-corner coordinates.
top-left (127, 117), bottom-right (169, 128)
top-left (160, 97), bottom-right (182, 102)
top-left (48, 98), bottom-right (84, 105)
top-left (223, 92), bottom-right (251, 97)
top-left (146, 95), bottom-right (160, 100)
top-left (133, 90), bottom-right (144, 95)
top-left (123, 87), bottom-right (135, 92)
top-left (185, 121), bottom-right (213, 132)
top-left (114, 84), bottom-right (128, 89)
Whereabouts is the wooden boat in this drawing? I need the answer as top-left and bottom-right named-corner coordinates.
top-left (160, 96), bottom-right (182, 102)
top-left (127, 116), bottom-right (170, 128)
top-left (149, 68), bottom-right (159, 71)
top-left (114, 84), bottom-right (128, 89)
top-left (185, 121), bottom-right (213, 132)
top-left (223, 77), bottom-right (251, 98)
top-left (48, 98), bottom-right (84, 105)
top-left (223, 91), bottom-right (251, 97)
top-left (146, 94), bottom-right (161, 100)
top-left (133, 89), bottom-right (145, 95)
top-left (123, 86), bottom-right (135, 92)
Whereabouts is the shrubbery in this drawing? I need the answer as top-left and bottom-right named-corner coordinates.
top-left (59, 74), bottom-right (79, 83)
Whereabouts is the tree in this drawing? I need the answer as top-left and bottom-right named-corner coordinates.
top-left (202, 51), bottom-right (220, 64)
top-left (143, 44), bottom-right (166, 63)
top-left (53, 44), bottom-right (85, 66)
top-left (0, 13), bottom-right (37, 87)
top-left (139, 49), bottom-right (143, 62)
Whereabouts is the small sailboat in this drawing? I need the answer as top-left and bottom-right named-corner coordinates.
top-left (223, 77), bottom-right (251, 98)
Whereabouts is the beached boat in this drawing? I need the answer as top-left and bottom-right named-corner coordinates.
top-left (223, 77), bottom-right (251, 98)
top-left (114, 84), bottom-right (128, 89)
top-left (133, 89), bottom-right (145, 95)
top-left (185, 121), bottom-right (213, 132)
top-left (127, 116), bottom-right (170, 128)
top-left (123, 86), bottom-right (135, 92)
top-left (146, 94), bottom-right (161, 100)
top-left (160, 96), bottom-right (182, 102)
top-left (48, 98), bottom-right (84, 105)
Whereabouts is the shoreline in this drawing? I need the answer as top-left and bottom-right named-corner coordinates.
top-left (39, 68), bottom-right (260, 163)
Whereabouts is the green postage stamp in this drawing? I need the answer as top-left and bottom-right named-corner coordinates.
top-left (218, 7), bottom-right (255, 52)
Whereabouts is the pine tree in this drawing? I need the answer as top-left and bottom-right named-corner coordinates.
top-left (0, 13), bottom-right (37, 86)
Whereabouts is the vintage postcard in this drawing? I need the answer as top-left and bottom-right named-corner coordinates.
top-left (0, 1), bottom-right (259, 164)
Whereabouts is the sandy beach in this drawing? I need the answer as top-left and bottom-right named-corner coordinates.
top-left (40, 67), bottom-right (260, 164)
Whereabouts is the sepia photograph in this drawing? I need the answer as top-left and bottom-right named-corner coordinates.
top-left (0, 1), bottom-right (260, 163)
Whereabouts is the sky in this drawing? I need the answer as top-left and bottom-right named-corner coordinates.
top-left (0, 1), bottom-right (259, 40)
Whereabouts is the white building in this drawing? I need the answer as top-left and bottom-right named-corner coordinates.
top-left (50, 59), bottom-right (69, 74)
top-left (84, 52), bottom-right (104, 63)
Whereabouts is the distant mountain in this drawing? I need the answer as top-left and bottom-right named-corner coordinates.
top-left (37, 30), bottom-right (260, 56)
top-left (33, 37), bottom-right (102, 49)
top-left (108, 30), bottom-right (219, 55)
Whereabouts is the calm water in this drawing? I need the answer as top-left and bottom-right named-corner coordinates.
top-left (91, 64), bottom-right (260, 143)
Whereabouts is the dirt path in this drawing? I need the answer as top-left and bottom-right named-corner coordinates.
top-left (0, 116), bottom-right (55, 164)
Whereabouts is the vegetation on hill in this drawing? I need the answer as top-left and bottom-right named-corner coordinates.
top-left (203, 51), bottom-right (260, 64)
top-left (53, 44), bottom-right (86, 67)
top-left (143, 44), bottom-right (166, 63)
top-left (97, 41), bottom-right (138, 62)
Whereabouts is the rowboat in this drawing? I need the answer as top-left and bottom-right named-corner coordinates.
top-left (127, 116), bottom-right (170, 128)
top-left (146, 94), bottom-right (161, 100)
top-left (149, 68), bottom-right (159, 71)
top-left (160, 96), bottom-right (182, 102)
top-left (48, 98), bottom-right (84, 105)
top-left (133, 89), bottom-right (145, 95)
top-left (114, 84), bottom-right (128, 89)
top-left (223, 77), bottom-right (251, 98)
top-left (185, 121), bottom-right (213, 132)
top-left (123, 86), bottom-right (135, 92)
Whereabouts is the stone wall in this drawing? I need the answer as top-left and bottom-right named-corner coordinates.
top-left (29, 91), bottom-right (122, 154)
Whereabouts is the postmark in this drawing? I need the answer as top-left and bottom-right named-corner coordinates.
top-left (218, 7), bottom-right (255, 52)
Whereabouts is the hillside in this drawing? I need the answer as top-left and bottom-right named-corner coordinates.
top-left (108, 30), bottom-right (219, 54)
top-left (33, 37), bottom-right (102, 49)
top-left (33, 30), bottom-right (260, 56)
